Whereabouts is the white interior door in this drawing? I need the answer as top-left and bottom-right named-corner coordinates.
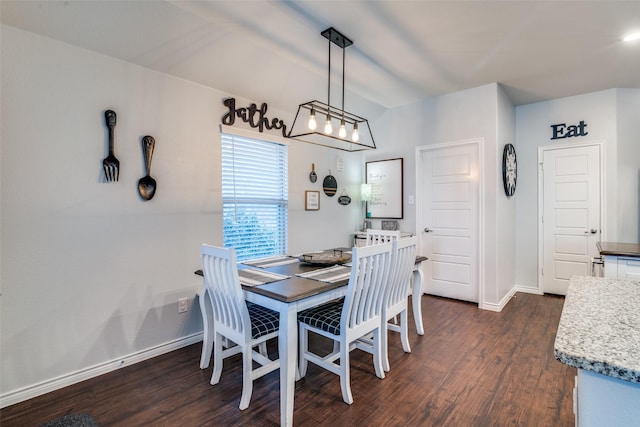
top-left (418, 142), bottom-right (479, 303)
top-left (541, 144), bottom-right (602, 295)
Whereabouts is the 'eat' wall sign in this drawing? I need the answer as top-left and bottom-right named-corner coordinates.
top-left (550, 120), bottom-right (588, 140)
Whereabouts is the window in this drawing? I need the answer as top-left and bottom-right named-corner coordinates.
top-left (221, 133), bottom-right (288, 261)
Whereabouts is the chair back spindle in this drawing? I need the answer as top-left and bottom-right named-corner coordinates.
top-left (365, 229), bottom-right (401, 246)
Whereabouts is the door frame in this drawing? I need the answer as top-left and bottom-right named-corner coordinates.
top-left (415, 138), bottom-right (485, 308)
top-left (537, 140), bottom-right (606, 292)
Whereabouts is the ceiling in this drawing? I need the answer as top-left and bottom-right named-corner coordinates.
top-left (3, 0), bottom-right (640, 119)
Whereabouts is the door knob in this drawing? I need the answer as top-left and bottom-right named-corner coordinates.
top-left (584, 228), bottom-right (598, 234)
top-left (424, 228), bottom-right (433, 233)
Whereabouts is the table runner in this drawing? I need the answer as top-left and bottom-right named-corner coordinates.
top-left (297, 265), bottom-right (352, 283)
top-left (238, 268), bottom-right (290, 287)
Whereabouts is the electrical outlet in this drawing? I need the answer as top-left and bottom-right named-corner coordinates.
top-left (178, 298), bottom-right (188, 313)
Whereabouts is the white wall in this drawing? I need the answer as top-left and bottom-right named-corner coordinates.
top-left (496, 86), bottom-right (517, 301)
top-left (615, 90), bottom-right (640, 243)
top-left (0, 25), bottom-right (363, 404)
top-left (373, 83), bottom-right (516, 308)
top-left (514, 88), bottom-right (640, 290)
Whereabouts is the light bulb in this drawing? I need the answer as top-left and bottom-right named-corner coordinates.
top-left (324, 114), bottom-right (333, 134)
top-left (623, 32), bottom-right (640, 42)
top-left (338, 119), bottom-right (347, 138)
top-left (308, 108), bottom-right (317, 130)
top-left (352, 122), bottom-right (360, 142)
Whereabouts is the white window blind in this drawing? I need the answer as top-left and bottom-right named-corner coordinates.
top-left (221, 133), bottom-right (288, 261)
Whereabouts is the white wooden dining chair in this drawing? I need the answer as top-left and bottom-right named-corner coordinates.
top-left (365, 228), bottom-right (401, 246)
top-left (297, 242), bottom-right (394, 405)
top-left (355, 237), bottom-right (417, 371)
top-left (200, 244), bottom-right (281, 410)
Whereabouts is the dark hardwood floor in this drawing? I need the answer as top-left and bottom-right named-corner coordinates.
top-left (1, 292), bottom-right (575, 426)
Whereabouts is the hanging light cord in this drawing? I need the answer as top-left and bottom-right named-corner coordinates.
top-left (327, 35), bottom-right (331, 116)
top-left (341, 45), bottom-right (345, 115)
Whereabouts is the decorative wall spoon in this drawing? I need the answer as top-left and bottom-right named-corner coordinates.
top-left (138, 135), bottom-right (156, 200)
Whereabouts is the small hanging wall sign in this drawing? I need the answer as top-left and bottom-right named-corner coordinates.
top-left (309, 163), bottom-right (317, 183)
top-left (337, 189), bottom-right (351, 205)
top-left (322, 171), bottom-right (338, 197)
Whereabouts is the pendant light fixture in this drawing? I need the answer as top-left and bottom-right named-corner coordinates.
top-left (288, 27), bottom-right (376, 151)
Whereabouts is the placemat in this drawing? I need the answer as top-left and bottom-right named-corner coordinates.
top-left (243, 255), bottom-right (300, 268)
top-left (297, 265), bottom-right (352, 283)
top-left (238, 268), bottom-right (290, 287)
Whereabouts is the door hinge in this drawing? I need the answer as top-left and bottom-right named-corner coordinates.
top-left (539, 161), bottom-right (544, 171)
top-left (541, 267), bottom-right (543, 276)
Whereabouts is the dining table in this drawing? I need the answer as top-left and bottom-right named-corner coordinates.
top-left (195, 248), bottom-right (427, 426)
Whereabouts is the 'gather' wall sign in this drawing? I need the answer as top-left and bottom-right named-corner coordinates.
top-left (221, 98), bottom-right (288, 138)
top-left (550, 120), bottom-right (588, 140)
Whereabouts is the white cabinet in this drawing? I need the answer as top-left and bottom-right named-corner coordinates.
top-left (575, 369), bottom-right (640, 427)
top-left (603, 255), bottom-right (640, 280)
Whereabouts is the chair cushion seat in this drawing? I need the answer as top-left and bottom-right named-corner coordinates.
top-left (298, 299), bottom-right (344, 336)
top-left (246, 302), bottom-right (279, 339)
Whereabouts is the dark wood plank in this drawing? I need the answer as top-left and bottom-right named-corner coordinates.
top-left (0, 293), bottom-right (575, 426)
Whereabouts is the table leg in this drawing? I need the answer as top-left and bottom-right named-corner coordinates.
top-left (199, 286), bottom-right (214, 369)
top-left (279, 305), bottom-right (298, 427)
top-left (412, 266), bottom-right (424, 336)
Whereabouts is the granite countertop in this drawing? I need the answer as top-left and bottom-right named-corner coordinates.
top-left (555, 275), bottom-right (640, 383)
top-left (597, 241), bottom-right (640, 258)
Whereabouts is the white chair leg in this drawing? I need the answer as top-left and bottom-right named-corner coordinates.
top-left (381, 321), bottom-right (390, 372)
top-left (239, 346), bottom-right (253, 410)
top-left (372, 328), bottom-right (385, 380)
top-left (298, 324), bottom-right (309, 378)
top-left (200, 336), bottom-right (213, 370)
top-left (400, 310), bottom-right (411, 353)
top-left (413, 268), bottom-right (425, 335)
top-left (258, 341), bottom-right (268, 357)
top-left (211, 332), bottom-right (224, 385)
top-left (339, 341), bottom-right (353, 405)
top-left (199, 290), bottom-right (214, 369)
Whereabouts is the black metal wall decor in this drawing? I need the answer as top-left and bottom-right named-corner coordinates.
top-left (221, 98), bottom-right (288, 137)
top-left (551, 120), bottom-right (588, 140)
top-left (138, 135), bottom-right (156, 201)
top-left (102, 110), bottom-right (120, 182)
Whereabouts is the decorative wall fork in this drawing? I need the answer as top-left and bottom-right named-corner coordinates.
top-left (102, 110), bottom-right (119, 182)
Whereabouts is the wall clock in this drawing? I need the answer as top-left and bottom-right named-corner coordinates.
top-left (502, 143), bottom-right (517, 197)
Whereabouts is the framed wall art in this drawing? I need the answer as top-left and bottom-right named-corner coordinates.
top-left (305, 190), bottom-right (320, 211)
top-left (365, 158), bottom-right (403, 219)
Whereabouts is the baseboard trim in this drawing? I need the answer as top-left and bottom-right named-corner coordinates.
top-left (514, 285), bottom-right (543, 295)
top-left (0, 332), bottom-right (203, 409)
top-left (481, 287), bottom-right (517, 312)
